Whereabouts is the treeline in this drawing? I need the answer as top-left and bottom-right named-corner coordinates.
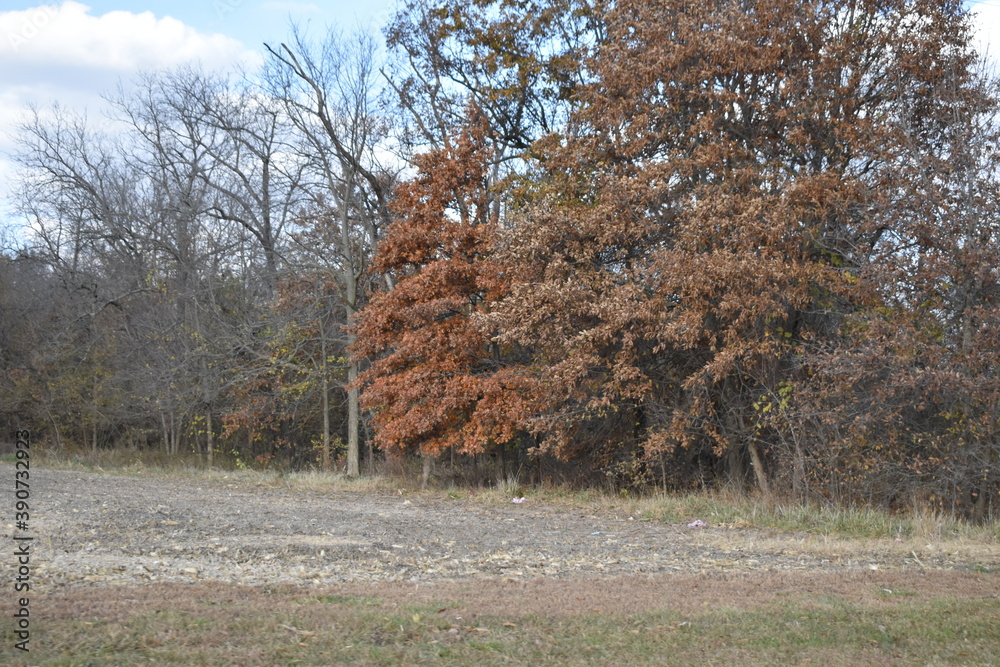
top-left (1, 28), bottom-right (392, 475)
top-left (2, 0), bottom-right (999, 517)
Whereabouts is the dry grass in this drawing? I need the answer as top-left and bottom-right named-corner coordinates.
top-left (5, 572), bottom-right (999, 666)
top-left (459, 484), bottom-right (1000, 546)
top-left (26, 447), bottom-right (402, 494)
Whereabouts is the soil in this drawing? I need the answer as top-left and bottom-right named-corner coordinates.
top-left (5, 464), bottom-right (1000, 616)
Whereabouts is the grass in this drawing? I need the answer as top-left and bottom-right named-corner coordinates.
top-left (628, 492), bottom-right (997, 541)
top-left (4, 586), bottom-right (999, 666)
top-left (465, 483), bottom-right (1000, 544)
top-left (6, 448), bottom-right (999, 665)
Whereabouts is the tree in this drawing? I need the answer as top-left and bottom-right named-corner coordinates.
top-left (385, 0), bottom-right (604, 153)
top-left (354, 112), bottom-right (538, 459)
top-left (786, 52), bottom-right (1000, 514)
top-left (378, 0), bottom-right (995, 498)
top-left (265, 26), bottom-right (398, 476)
top-left (10, 68), bottom-right (277, 460)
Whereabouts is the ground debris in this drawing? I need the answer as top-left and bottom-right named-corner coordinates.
top-left (3, 465), bottom-right (998, 589)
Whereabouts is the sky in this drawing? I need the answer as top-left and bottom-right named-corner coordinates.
top-left (1, 0), bottom-right (999, 237)
top-left (0, 1), bottom-right (394, 230)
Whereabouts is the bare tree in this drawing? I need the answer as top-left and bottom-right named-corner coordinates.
top-left (264, 25), bottom-right (398, 476)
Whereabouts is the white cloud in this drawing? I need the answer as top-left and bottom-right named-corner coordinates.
top-left (0, 2), bottom-right (260, 235)
top-left (0, 2), bottom-right (255, 78)
top-left (0, 2), bottom-right (259, 134)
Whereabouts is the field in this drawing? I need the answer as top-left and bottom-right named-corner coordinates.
top-left (2, 461), bottom-right (999, 665)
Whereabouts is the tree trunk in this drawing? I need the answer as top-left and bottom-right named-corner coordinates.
top-left (320, 327), bottom-right (332, 472)
top-left (367, 425), bottom-right (375, 476)
top-left (206, 410), bottom-right (214, 467)
top-left (43, 405), bottom-right (62, 450)
top-left (792, 435), bottom-right (806, 500)
top-left (747, 440), bottom-right (771, 498)
top-left (171, 413), bottom-right (179, 456)
top-left (322, 373), bottom-right (331, 472)
top-left (726, 444), bottom-right (746, 494)
top-left (422, 452), bottom-right (433, 490)
top-left (161, 412), bottom-right (169, 454)
top-left (194, 421), bottom-right (201, 462)
top-left (972, 487), bottom-right (988, 524)
top-left (347, 360), bottom-right (360, 477)
top-left (342, 167), bottom-right (361, 479)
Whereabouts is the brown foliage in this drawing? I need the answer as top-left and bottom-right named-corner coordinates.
top-left (787, 51), bottom-right (1000, 512)
top-left (354, 111), bottom-right (539, 455)
top-left (488, 0), bottom-right (968, 461)
top-left (364, 0), bottom-right (1000, 507)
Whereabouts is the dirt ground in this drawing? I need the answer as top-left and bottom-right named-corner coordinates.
top-left (5, 464), bottom-right (1000, 617)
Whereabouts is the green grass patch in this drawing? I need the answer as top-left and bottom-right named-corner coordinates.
top-left (305, 593), bottom-right (382, 607)
top-left (5, 589), bottom-right (999, 666)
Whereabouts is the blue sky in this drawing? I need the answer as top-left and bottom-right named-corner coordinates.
top-left (98, 0), bottom-right (393, 50)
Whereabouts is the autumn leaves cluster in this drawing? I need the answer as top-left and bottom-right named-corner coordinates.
top-left (356, 0), bottom-right (1000, 511)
